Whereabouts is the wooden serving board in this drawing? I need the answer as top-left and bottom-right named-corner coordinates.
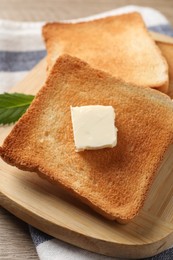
top-left (1, 34), bottom-right (173, 259)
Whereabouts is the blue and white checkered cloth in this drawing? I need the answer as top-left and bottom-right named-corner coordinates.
top-left (1, 5), bottom-right (173, 260)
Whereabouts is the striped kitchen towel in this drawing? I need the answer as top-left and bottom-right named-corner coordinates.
top-left (0, 5), bottom-right (173, 260)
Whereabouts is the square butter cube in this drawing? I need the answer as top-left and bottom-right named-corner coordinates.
top-left (70, 105), bottom-right (117, 152)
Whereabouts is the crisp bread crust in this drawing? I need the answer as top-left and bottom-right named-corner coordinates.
top-left (1, 54), bottom-right (173, 223)
top-left (42, 12), bottom-right (169, 93)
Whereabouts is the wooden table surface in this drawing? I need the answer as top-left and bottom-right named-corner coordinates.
top-left (0, 0), bottom-right (173, 259)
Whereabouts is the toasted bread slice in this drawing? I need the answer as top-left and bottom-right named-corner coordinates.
top-left (1, 55), bottom-right (173, 223)
top-left (43, 12), bottom-right (168, 93)
top-left (156, 41), bottom-right (173, 98)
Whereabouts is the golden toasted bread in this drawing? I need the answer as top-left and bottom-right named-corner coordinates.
top-left (1, 55), bottom-right (173, 223)
top-left (157, 41), bottom-right (173, 98)
top-left (43, 12), bottom-right (168, 93)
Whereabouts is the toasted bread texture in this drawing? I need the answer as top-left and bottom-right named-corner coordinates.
top-left (1, 55), bottom-right (173, 223)
top-left (43, 12), bottom-right (168, 93)
top-left (156, 41), bottom-right (173, 98)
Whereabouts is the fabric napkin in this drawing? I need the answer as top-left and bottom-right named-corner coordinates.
top-left (0, 5), bottom-right (173, 260)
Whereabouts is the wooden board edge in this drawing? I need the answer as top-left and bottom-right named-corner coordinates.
top-left (150, 31), bottom-right (173, 44)
top-left (0, 189), bottom-right (173, 259)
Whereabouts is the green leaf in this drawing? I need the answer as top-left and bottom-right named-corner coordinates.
top-left (0, 92), bottom-right (34, 125)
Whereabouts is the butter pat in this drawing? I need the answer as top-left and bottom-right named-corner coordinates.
top-left (70, 105), bottom-right (117, 152)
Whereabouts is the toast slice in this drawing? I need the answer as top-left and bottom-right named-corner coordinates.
top-left (43, 12), bottom-right (168, 93)
top-left (157, 41), bottom-right (173, 98)
top-left (1, 55), bottom-right (173, 223)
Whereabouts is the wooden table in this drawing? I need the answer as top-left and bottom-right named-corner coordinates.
top-left (0, 0), bottom-right (173, 259)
